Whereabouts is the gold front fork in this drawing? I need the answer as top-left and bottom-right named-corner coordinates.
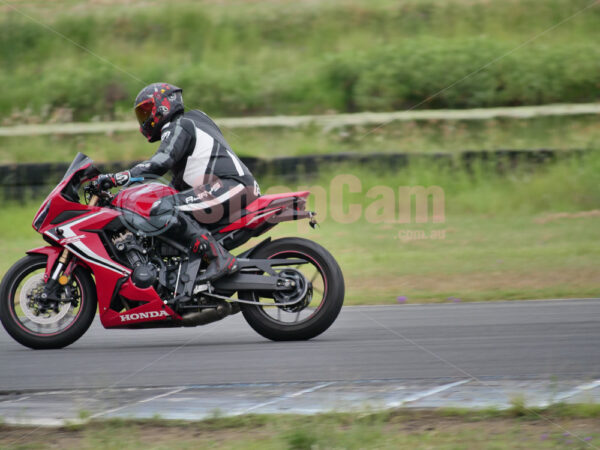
top-left (88, 194), bottom-right (99, 207)
top-left (50, 194), bottom-right (98, 283)
top-left (51, 248), bottom-right (70, 283)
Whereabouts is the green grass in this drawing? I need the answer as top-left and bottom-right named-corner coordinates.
top-left (2, 151), bottom-right (600, 304)
top-left (1, 0), bottom-right (599, 122)
top-left (1, 406), bottom-right (599, 449)
top-left (2, 115), bottom-right (600, 164)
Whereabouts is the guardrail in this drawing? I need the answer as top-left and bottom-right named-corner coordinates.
top-left (1, 103), bottom-right (599, 137)
top-left (0, 149), bottom-right (583, 203)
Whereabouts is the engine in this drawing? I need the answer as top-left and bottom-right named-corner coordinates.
top-left (111, 231), bottom-right (155, 288)
top-left (130, 263), bottom-right (158, 289)
top-left (109, 230), bottom-right (239, 325)
top-left (111, 231), bottom-right (171, 289)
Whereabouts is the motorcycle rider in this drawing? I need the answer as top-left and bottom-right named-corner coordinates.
top-left (98, 83), bottom-right (260, 284)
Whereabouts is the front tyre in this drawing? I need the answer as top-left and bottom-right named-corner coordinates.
top-left (240, 238), bottom-right (345, 341)
top-left (0, 254), bottom-right (97, 349)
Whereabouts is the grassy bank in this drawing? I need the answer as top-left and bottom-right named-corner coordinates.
top-left (3, 115), bottom-right (600, 164)
top-left (1, 0), bottom-right (599, 122)
top-left (1, 405), bottom-right (599, 449)
top-left (2, 151), bottom-right (599, 304)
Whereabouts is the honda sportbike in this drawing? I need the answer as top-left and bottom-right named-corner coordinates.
top-left (0, 153), bottom-right (344, 349)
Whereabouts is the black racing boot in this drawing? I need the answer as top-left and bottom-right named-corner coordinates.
top-left (193, 233), bottom-right (238, 283)
top-left (175, 214), bottom-right (238, 283)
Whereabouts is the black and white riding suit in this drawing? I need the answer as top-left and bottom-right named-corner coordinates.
top-left (130, 109), bottom-right (259, 218)
top-left (128, 109), bottom-right (260, 281)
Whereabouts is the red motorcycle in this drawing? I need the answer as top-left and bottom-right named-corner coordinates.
top-left (0, 153), bottom-right (344, 349)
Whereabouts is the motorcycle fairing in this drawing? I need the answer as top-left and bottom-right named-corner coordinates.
top-left (219, 191), bottom-right (310, 233)
top-left (245, 191), bottom-right (310, 212)
top-left (100, 278), bottom-right (179, 328)
top-left (33, 154), bottom-right (99, 233)
top-left (35, 209), bottom-right (181, 328)
top-left (44, 210), bottom-right (129, 277)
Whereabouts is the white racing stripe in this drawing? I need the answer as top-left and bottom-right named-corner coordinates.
top-left (178, 183), bottom-right (245, 211)
top-left (183, 126), bottom-right (214, 187)
top-left (46, 211), bottom-right (129, 275)
top-left (227, 149), bottom-right (245, 176)
top-left (245, 209), bottom-right (281, 226)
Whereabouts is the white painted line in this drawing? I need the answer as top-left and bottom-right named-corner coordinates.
top-left (237, 381), bottom-right (336, 415)
top-left (388, 379), bottom-right (472, 407)
top-left (23, 386), bottom-right (185, 397)
top-left (341, 298), bottom-right (600, 310)
top-left (29, 390), bottom-right (93, 396)
top-left (88, 404), bottom-right (134, 419)
top-left (21, 386), bottom-right (178, 395)
top-left (89, 386), bottom-right (188, 419)
top-left (0, 396), bottom-right (30, 405)
top-left (1, 417), bottom-right (69, 427)
top-left (550, 380), bottom-right (600, 404)
top-left (138, 387), bottom-right (188, 404)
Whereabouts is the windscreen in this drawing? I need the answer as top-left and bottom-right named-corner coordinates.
top-left (62, 152), bottom-right (94, 182)
top-left (60, 152), bottom-right (100, 203)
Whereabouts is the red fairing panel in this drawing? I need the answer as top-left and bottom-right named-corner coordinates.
top-left (245, 191), bottom-right (310, 212)
top-left (28, 156), bottom-right (183, 329)
top-left (219, 207), bottom-right (283, 233)
top-left (112, 183), bottom-right (178, 218)
top-left (101, 279), bottom-right (180, 328)
top-left (44, 210), bottom-right (131, 315)
top-left (44, 210), bottom-right (181, 327)
top-left (219, 191), bottom-right (310, 233)
top-left (25, 244), bottom-right (180, 328)
top-left (34, 163), bottom-right (98, 235)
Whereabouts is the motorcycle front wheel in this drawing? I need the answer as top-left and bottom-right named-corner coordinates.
top-left (0, 254), bottom-right (97, 349)
top-left (239, 237), bottom-right (345, 341)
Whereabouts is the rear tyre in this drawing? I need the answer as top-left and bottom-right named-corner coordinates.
top-left (0, 254), bottom-right (97, 349)
top-left (240, 237), bottom-right (344, 341)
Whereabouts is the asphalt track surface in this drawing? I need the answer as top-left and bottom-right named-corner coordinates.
top-left (1, 299), bottom-right (600, 424)
top-left (1, 299), bottom-right (599, 392)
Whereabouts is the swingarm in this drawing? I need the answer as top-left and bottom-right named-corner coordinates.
top-left (209, 257), bottom-right (310, 306)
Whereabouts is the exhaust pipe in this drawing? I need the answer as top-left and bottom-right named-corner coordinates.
top-left (181, 302), bottom-right (239, 327)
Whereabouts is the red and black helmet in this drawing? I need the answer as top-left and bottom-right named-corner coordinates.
top-left (134, 83), bottom-right (184, 142)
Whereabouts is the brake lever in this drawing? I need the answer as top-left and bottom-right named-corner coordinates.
top-left (123, 177), bottom-right (144, 187)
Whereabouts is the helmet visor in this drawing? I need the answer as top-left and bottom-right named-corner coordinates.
top-left (134, 100), bottom-right (153, 126)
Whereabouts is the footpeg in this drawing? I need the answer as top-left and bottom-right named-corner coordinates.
top-left (193, 283), bottom-right (210, 295)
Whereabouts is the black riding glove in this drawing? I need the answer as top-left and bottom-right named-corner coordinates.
top-left (97, 171), bottom-right (131, 190)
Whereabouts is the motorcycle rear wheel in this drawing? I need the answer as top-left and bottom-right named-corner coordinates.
top-left (239, 237), bottom-right (344, 341)
top-left (0, 254), bottom-right (97, 349)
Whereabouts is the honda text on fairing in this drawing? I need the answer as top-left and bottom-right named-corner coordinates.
top-left (0, 153), bottom-right (344, 349)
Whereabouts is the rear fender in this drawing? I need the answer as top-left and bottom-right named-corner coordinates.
top-left (236, 237), bottom-right (272, 259)
top-left (265, 197), bottom-right (317, 227)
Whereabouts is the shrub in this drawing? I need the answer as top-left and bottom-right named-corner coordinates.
top-left (1, 0), bottom-right (599, 120)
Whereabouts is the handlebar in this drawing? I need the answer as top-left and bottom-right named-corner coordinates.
top-left (84, 176), bottom-right (145, 205)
